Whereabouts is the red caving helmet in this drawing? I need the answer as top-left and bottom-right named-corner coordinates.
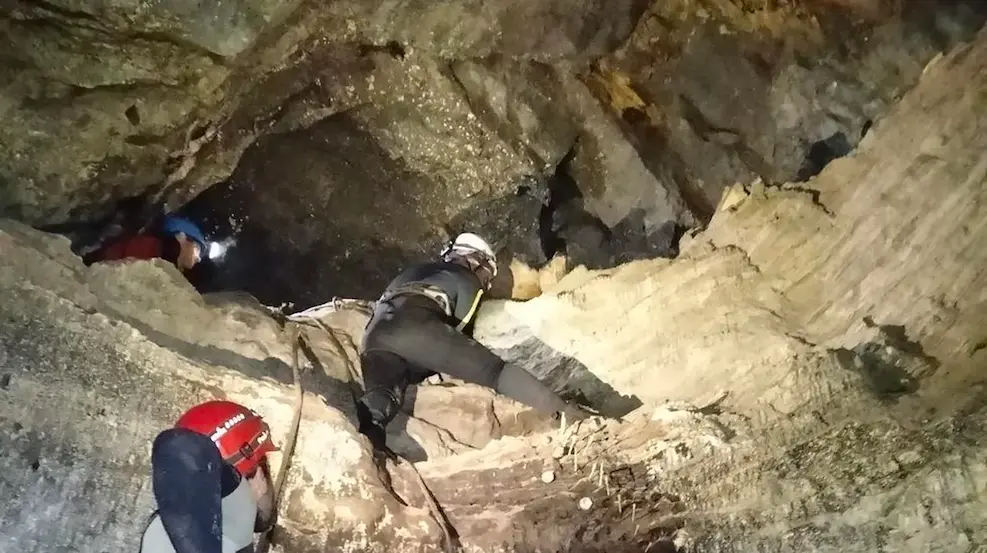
top-left (175, 400), bottom-right (277, 477)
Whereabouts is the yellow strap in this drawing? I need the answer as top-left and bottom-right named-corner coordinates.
top-left (454, 289), bottom-right (484, 332)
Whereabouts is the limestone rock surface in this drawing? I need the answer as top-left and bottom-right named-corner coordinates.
top-left (7, 1), bottom-right (987, 306)
top-left (461, 25), bottom-right (987, 552)
top-left (0, 0), bottom-right (647, 225)
top-left (2, 17), bottom-right (987, 553)
top-left (0, 220), bottom-right (446, 553)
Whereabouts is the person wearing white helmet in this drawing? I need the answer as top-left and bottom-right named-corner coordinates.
top-left (356, 232), bottom-right (587, 449)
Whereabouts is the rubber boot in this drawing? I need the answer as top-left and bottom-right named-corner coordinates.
top-left (494, 364), bottom-right (588, 421)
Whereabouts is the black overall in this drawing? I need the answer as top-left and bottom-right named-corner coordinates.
top-left (358, 261), bottom-right (572, 429)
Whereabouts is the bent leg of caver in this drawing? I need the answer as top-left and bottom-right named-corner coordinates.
top-left (496, 363), bottom-right (588, 421)
top-left (358, 348), bottom-right (413, 432)
top-left (388, 312), bottom-right (581, 417)
top-left (149, 428), bottom-right (224, 553)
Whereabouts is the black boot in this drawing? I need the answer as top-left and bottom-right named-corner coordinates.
top-left (356, 401), bottom-right (400, 464)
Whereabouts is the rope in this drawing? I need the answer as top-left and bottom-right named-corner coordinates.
top-left (263, 305), bottom-right (462, 553)
top-left (399, 458), bottom-right (461, 553)
top-left (256, 326), bottom-right (304, 553)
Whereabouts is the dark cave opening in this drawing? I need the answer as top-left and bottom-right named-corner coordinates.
top-left (535, 144), bottom-right (689, 271)
top-left (170, 112), bottom-right (462, 309)
top-left (537, 147), bottom-right (592, 261)
top-left (59, 130), bottom-right (694, 310)
top-left (795, 131), bottom-right (854, 183)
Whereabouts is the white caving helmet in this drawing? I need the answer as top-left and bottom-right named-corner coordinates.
top-left (440, 232), bottom-right (498, 287)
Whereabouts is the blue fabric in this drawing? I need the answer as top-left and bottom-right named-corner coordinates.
top-left (151, 428), bottom-right (224, 553)
top-left (161, 217), bottom-right (207, 250)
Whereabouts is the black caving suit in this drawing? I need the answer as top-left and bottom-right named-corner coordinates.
top-left (357, 260), bottom-right (577, 444)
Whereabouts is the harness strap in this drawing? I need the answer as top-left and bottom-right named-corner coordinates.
top-left (376, 283), bottom-right (453, 318)
top-left (223, 432), bottom-right (269, 470)
top-left (454, 290), bottom-right (483, 332)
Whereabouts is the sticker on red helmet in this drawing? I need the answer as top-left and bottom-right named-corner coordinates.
top-left (209, 412), bottom-right (247, 442)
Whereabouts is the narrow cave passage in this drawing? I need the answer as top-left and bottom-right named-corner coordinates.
top-left (4, 2), bottom-right (987, 553)
top-left (167, 112), bottom-right (446, 309)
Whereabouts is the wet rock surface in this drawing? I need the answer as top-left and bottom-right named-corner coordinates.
top-left (3, 24), bottom-right (987, 553)
top-left (178, 0), bottom-right (985, 303)
top-left (0, 0), bottom-right (647, 225)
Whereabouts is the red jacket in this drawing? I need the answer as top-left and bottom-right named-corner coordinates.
top-left (96, 235), bottom-right (164, 262)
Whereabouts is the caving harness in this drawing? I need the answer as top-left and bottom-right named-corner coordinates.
top-left (367, 232), bottom-right (498, 329)
top-left (376, 282), bottom-right (455, 318)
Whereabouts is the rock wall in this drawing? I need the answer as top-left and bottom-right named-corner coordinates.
top-left (3, 21), bottom-right (987, 553)
top-left (0, 221), bottom-right (449, 552)
top-left (464, 23), bottom-right (987, 552)
top-left (6, 1), bottom-right (986, 304)
top-left (581, 0), bottom-right (986, 212)
top-left (0, 0), bottom-right (647, 225)
top-left (175, 0), bottom-right (987, 303)
top-left (0, 215), bottom-right (574, 552)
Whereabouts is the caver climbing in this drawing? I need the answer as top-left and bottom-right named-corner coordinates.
top-left (356, 232), bottom-right (589, 450)
top-left (139, 400), bottom-right (278, 553)
top-left (87, 215), bottom-right (208, 274)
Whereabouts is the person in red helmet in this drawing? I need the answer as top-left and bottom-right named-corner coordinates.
top-left (139, 400), bottom-right (278, 553)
